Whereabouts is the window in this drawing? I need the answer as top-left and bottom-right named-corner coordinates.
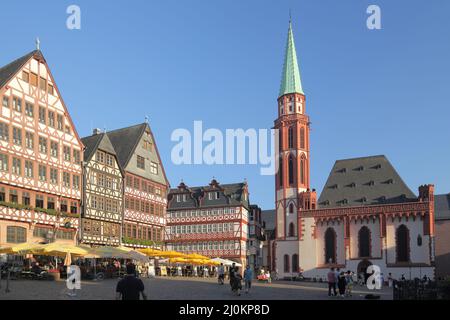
top-left (24, 161), bottom-right (33, 178)
top-left (73, 149), bottom-right (80, 163)
top-left (7, 226), bottom-right (27, 243)
top-left (22, 71), bottom-right (30, 83)
top-left (0, 187), bottom-right (5, 201)
top-left (39, 136), bottom-right (47, 154)
top-left (358, 226), bottom-right (371, 258)
top-left (47, 197), bottom-right (55, 210)
top-left (50, 168), bottom-right (58, 184)
top-left (30, 73), bottom-right (38, 86)
top-left (70, 201), bottom-right (78, 214)
top-left (13, 96), bottom-right (22, 112)
top-left (39, 106), bottom-right (46, 124)
top-left (137, 155), bottom-right (145, 169)
top-left (48, 110), bottom-right (55, 127)
top-left (300, 127), bottom-right (305, 149)
top-left (35, 195), bottom-right (44, 208)
top-left (396, 225), bottom-right (410, 263)
top-left (63, 172), bottom-right (70, 188)
top-left (143, 139), bottom-right (153, 151)
top-left (150, 162), bottom-right (158, 174)
top-left (0, 122), bottom-right (9, 141)
top-left (325, 228), bottom-right (337, 264)
top-left (38, 165), bottom-right (47, 181)
top-left (25, 132), bottom-right (34, 149)
top-left (300, 157), bottom-right (305, 185)
top-left (65, 126), bottom-right (71, 135)
top-left (22, 192), bottom-right (30, 206)
top-left (279, 157), bottom-right (283, 186)
top-left (2, 96), bottom-right (10, 109)
top-left (39, 77), bottom-right (47, 91)
top-left (13, 127), bottom-right (22, 146)
top-left (50, 141), bottom-right (58, 157)
top-left (106, 154), bottom-right (113, 166)
top-left (284, 254), bottom-right (290, 273)
top-left (63, 146), bottom-right (71, 161)
top-left (25, 102), bottom-right (34, 117)
top-left (288, 155), bottom-right (294, 185)
top-left (288, 222), bottom-right (295, 237)
top-left (57, 114), bottom-right (63, 130)
top-left (292, 254), bottom-right (299, 273)
top-left (133, 177), bottom-right (140, 190)
top-left (96, 151), bottom-right (105, 163)
top-left (288, 126), bottom-right (294, 148)
top-left (0, 153), bottom-right (8, 171)
top-left (9, 189), bottom-right (18, 203)
top-left (47, 84), bottom-right (54, 95)
top-left (72, 175), bottom-right (78, 190)
top-left (12, 157), bottom-right (21, 175)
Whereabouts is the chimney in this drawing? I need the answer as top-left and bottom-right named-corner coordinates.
top-left (93, 128), bottom-right (102, 135)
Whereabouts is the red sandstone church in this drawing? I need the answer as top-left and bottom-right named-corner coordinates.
top-left (271, 21), bottom-right (435, 280)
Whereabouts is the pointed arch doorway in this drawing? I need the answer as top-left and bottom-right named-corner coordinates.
top-left (357, 259), bottom-right (372, 282)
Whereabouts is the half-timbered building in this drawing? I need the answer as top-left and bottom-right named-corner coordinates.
top-left (107, 123), bottom-right (169, 248)
top-left (0, 50), bottom-right (83, 246)
top-left (166, 179), bottom-right (250, 267)
top-left (80, 130), bottom-right (124, 246)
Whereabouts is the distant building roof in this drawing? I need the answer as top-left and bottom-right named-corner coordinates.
top-left (81, 132), bottom-right (116, 162)
top-left (435, 194), bottom-right (450, 221)
top-left (262, 209), bottom-right (276, 231)
top-left (318, 155), bottom-right (417, 208)
top-left (168, 180), bottom-right (249, 209)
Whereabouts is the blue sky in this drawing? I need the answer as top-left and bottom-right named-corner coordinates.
top-left (1, 0), bottom-right (449, 209)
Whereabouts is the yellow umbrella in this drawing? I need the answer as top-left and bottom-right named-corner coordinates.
top-left (169, 257), bottom-right (189, 264)
top-left (157, 251), bottom-right (187, 258)
top-left (185, 253), bottom-right (210, 260)
top-left (0, 243), bottom-right (45, 255)
top-left (34, 243), bottom-right (90, 257)
top-left (138, 248), bottom-right (164, 257)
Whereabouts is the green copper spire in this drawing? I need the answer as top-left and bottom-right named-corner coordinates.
top-left (279, 21), bottom-right (304, 97)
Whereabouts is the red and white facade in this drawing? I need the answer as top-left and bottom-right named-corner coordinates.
top-left (0, 50), bottom-right (83, 247)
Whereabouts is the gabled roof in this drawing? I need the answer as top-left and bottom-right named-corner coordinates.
top-left (106, 122), bottom-right (169, 186)
top-left (318, 155), bottom-right (417, 208)
top-left (0, 50), bottom-right (42, 89)
top-left (106, 123), bottom-right (147, 168)
top-left (81, 132), bottom-right (117, 162)
top-left (279, 21), bottom-right (304, 97)
top-left (435, 194), bottom-right (450, 221)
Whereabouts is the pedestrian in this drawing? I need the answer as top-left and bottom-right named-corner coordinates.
top-left (345, 271), bottom-right (353, 297)
top-left (243, 265), bottom-right (253, 294)
top-left (217, 263), bottom-right (225, 285)
top-left (229, 263), bottom-right (236, 289)
top-left (388, 273), bottom-right (394, 288)
top-left (338, 272), bottom-right (346, 297)
top-left (231, 267), bottom-right (243, 296)
top-left (115, 264), bottom-right (147, 300)
top-left (327, 267), bottom-right (337, 297)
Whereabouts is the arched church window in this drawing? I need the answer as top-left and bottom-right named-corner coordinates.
top-left (284, 254), bottom-right (290, 273)
top-left (288, 156), bottom-right (294, 185)
top-left (358, 226), bottom-right (371, 258)
top-left (288, 222), bottom-right (295, 237)
top-left (288, 127), bottom-right (294, 148)
top-left (396, 224), bottom-right (410, 262)
top-left (289, 203), bottom-right (294, 214)
top-left (279, 157), bottom-right (283, 187)
top-left (300, 157), bottom-right (305, 185)
top-left (300, 127), bottom-right (305, 149)
top-left (292, 254), bottom-right (299, 273)
top-left (325, 228), bottom-right (337, 264)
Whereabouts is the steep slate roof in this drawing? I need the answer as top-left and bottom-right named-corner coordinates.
top-left (106, 123), bottom-right (147, 168)
top-left (0, 50), bottom-right (41, 89)
top-left (81, 132), bottom-right (117, 162)
top-left (262, 209), bottom-right (276, 231)
top-left (168, 181), bottom-right (249, 210)
top-left (318, 155), bottom-right (417, 208)
top-left (279, 21), bottom-right (304, 97)
top-left (435, 194), bottom-right (450, 221)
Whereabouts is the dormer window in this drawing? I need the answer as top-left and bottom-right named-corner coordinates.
top-left (176, 195), bottom-right (181, 202)
top-left (208, 192), bottom-right (213, 200)
top-left (215, 192), bottom-right (220, 200)
top-left (182, 194), bottom-right (187, 202)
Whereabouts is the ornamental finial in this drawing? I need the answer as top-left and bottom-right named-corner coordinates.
top-left (36, 37), bottom-right (40, 50)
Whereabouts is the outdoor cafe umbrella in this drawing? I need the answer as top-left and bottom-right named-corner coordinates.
top-left (0, 243), bottom-right (45, 255)
top-left (157, 251), bottom-right (187, 258)
top-left (185, 253), bottom-right (210, 260)
top-left (33, 243), bottom-right (90, 257)
top-left (211, 257), bottom-right (242, 267)
top-left (137, 248), bottom-right (164, 257)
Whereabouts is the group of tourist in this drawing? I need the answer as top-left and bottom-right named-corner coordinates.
top-left (326, 268), bottom-right (356, 297)
top-left (217, 263), bottom-right (254, 296)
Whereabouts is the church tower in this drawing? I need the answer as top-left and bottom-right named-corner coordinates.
top-left (274, 20), bottom-right (316, 276)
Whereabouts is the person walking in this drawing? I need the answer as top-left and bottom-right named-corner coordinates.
top-left (116, 264), bottom-right (147, 300)
top-left (243, 265), bottom-right (253, 294)
top-left (337, 272), bottom-right (347, 297)
top-left (231, 267), bottom-right (243, 296)
top-left (218, 263), bottom-right (225, 285)
top-left (229, 263), bottom-right (237, 289)
top-left (388, 273), bottom-right (394, 288)
top-left (327, 268), bottom-right (337, 297)
top-left (345, 271), bottom-right (354, 297)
